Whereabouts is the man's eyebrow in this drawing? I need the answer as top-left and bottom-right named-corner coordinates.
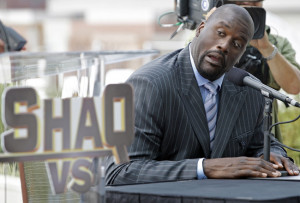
top-left (238, 31), bottom-right (249, 43)
top-left (240, 34), bottom-right (248, 43)
top-left (218, 21), bottom-right (249, 43)
top-left (218, 21), bottom-right (231, 29)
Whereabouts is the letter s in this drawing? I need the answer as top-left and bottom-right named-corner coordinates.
top-left (2, 87), bottom-right (39, 152)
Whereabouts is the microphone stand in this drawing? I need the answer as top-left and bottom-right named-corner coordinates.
top-left (263, 97), bottom-right (288, 176)
top-left (263, 97), bottom-right (272, 162)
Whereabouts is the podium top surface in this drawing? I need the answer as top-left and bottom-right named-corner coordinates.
top-left (106, 179), bottom-right (300, 202)
top-left (0, 50), bottom-right (159, 83)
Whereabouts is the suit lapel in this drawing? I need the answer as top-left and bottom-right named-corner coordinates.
top-left (177, 47), bottom-right (211, 158)
top-left (211, 78), bottom-right (247, 158)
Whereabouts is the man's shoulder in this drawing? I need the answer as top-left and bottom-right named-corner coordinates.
top-left (129, 48), bottom-right (184, 80)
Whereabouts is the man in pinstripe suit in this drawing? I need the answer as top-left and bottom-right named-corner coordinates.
top-left (106, 4), bottom-right (299, 185)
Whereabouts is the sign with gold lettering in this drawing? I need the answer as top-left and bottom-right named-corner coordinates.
top-left (0, 84), bottom-right (134, 194)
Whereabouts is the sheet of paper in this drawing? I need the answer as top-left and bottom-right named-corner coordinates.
top-left (250, 174), bottom-right (300, 181)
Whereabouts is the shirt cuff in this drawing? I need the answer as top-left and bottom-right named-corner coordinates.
top-left (197, 158), bottom-right (207, 179)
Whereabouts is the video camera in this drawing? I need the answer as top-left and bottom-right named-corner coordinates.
top-left (175, 0), bottom-right (224, 30)
top-left (0, 20), bottom-right (27, 52)
top-left (169, 0), bottom-right (266, 39)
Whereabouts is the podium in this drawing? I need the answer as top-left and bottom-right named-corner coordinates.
top-left (0, 50), bottom-right (159, 96)
top-left (0, 49), bottom-right (159, 202)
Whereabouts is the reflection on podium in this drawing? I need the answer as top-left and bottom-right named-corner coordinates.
top-left (0, 50), bottom-right (159, 202)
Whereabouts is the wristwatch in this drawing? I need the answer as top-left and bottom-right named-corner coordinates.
top-left (264, 44), bottom-right (278, 61)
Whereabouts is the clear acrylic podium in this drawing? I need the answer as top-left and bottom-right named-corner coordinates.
top-left (0, 49), bottom-right (159, 203)
top-left (0, 50), bottom-right (159, 96)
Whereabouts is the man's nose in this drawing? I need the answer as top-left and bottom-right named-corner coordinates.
top-left (217, 39), bottom-right (229, 55)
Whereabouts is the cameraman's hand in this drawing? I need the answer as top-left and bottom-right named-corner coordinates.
top-left (260, 152), bottom-right (299, 176)
top-left (249, 31), bottom-right (274, 58)
top-left (203, 157), bottom-right (282, 178)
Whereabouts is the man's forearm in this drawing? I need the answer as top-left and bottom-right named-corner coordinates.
top-left (266, 51), bottom-right (300, 94)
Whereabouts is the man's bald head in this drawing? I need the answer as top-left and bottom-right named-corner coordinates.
top-left (206, 4), bottom-right (254, 40)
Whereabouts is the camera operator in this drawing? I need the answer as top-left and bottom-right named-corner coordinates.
top-left (0, 20), bottom-right (27, 53)
top-left (224, 0), bottom-right (300, 142)
top-left (0, 38), bottom-right (26, 53)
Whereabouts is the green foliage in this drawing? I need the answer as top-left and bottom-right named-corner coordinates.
top-left (0, 163), bottom-right (19, 177)
top-left (279, 95), bottom-right (300, 167)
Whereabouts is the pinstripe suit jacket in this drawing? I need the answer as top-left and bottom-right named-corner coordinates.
top-left (106, 46), bottom-right (286, 185)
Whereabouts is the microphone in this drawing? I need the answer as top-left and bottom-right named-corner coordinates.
top-left (226, 67), bottom-right (300, 108)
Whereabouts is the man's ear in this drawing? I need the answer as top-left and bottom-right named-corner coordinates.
top-left (195, 22), bottom-right (205, 37)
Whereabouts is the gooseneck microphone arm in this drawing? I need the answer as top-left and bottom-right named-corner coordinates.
top-left (243, 77), bottom-right (300, 107)
top-left (226, 67), bottom-right (300, 108)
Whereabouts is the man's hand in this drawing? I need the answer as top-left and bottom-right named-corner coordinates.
top-left (249, 31), bottom-right (274, 58)
top-left (261, 152), bottom-right (299, 176)
top-left (249, 30), bottom-right (300, 94)
top-left (203, 157), bottom-right (282, 178)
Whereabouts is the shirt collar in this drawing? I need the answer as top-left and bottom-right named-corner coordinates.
top-left (189, 44), bottom-right (224, 90)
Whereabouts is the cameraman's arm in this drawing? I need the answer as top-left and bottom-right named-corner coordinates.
top-left (250, 32), bottom-right (300, 94)
top-left (205, 7), bottom-right (216, 20)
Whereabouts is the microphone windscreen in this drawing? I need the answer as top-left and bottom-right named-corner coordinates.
top-left (226, 67), bottom-right (249, 86)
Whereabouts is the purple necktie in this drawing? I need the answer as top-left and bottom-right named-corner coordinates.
top-left (204, 82), bottom-right (217, 149)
